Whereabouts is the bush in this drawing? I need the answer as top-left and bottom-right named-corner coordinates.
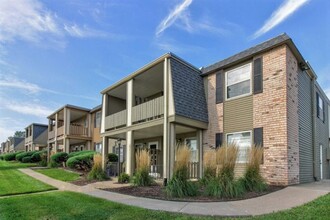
top-left (31, 150), bottom-right (47, 163)
top-left (205, 143), bottom-right (245, 198)
top-left (242, 146), bottom-right (267, 192)
top-left (37, 151), bottom-right (48, 167)
top-left (108, 153), bottom-right (118, 162)
top-left (22, 156), bottom-right (32, 163)
top-left (16, 151), bottom-right (37, 162)
top-left (0, 155), bottom-right (4, 160)
top-left (88, 154), bottom-right (108, 180)
top-left (68, 150), bottom-right (95, 158)
top-left (133, 149), bottom-right (153, 186)
top-left (166, 145), bottom-right (197, 197)
top-left (4, 151), bottom-right (23, 161)
top-left (50, 152), bottom-right (68, 164)
top-left (66, 152), bottom-right (95, 171)
top-left (49, 160), bottom-right (59, 168)
top-left (200, 151), bottom-right (216, 185)
top-left (118, 173), bottom-right (130, 183)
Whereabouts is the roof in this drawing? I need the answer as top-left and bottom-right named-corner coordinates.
top-left (47, 104), bottom-right (91, 118)
top-left (25, 123), bottom-right (48, 129)
top-left (90, 104), bottom-right (102, 113)
top-left (100, 52), bottom-right (200, 94)
top-left (201, 33), bottom-right (315, 79)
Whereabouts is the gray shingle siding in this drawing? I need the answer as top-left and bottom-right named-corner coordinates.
top-left (298, 70), bottom-right (314, 183)
top-left (33, 124), bottom-right (48, 140)
top-left (170, 58), bottom-right (208, 123)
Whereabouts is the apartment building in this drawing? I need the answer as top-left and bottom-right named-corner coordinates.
top-left (8, 137), bottom-right (25, 152)
top-left (0, 142), bottom-right (5, 154)
top-left (47, 104), bottom-right (102, 154)
top-left (25, 123), bottom-right (48, 151)
top-left (90, 105), bottom-right (102, 153)
top-left (100, 33), bottom-right (330, 185)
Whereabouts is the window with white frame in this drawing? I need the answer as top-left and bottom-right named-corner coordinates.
top-left (185, 137), bottom-right (198, 162)
top-left (95, 142), bottom-right (102, 153)
top-left (226, 131), bottom-right (251, 163)
top-left (226, 63), bottom-right (251, 99)
top-left (94, 111), bottom-right (101, 128)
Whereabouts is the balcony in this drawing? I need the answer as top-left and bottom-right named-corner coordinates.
top-left (25, 136), bottom-right (32, 143)
top-left (49, 130), bottom-right (55, 140)
top-left (69, 124), bottom-right (88, 136)
top-left (105, 96), bottom-right (164, 131)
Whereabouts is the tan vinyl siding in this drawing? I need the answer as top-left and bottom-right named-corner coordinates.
top-left (224, 95), bottom-right (253, 133)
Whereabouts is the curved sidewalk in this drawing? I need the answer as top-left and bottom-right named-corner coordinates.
top-left (19, 168), bottom-right (330, 217)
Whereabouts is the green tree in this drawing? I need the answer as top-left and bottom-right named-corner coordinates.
top-left (14, 131), bottom-right (25, 138)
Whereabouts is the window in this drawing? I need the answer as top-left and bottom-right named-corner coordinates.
top-left (95, 142), bottom-right (102, 153)
top-left (185, 138), bottom-right (198, 162)
top-left (94, 111), bottom-right (101, 128)
top-left (227, 131), bottom-right (251, 163)
top-left (226, 63), bottom-right (252, 100)
top-left (317, 92), bottom-right (324, 122)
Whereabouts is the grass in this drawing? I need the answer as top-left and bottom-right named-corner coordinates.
top-left (0, 161), bottom-right (56, 196)
top-left (35, 168), bottom-right (81, 182)
top-left (0, 191), bottom-right (329, 220)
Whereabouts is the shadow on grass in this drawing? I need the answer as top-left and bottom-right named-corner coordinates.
top-left (0, 188), bottom-right (58, 198)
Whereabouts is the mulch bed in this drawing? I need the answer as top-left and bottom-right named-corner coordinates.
top-left (102, 184), bottom-right (284, 202)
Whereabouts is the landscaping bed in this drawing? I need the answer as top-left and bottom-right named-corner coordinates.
top-left (102, 183), bottom-right (284, 202)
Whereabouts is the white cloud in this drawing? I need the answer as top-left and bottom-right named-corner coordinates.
top-left (156, 0), bottom-right (193, 36)
top-left (0, 0), bottom-right (107, 45)
top-left (0, 75), bottom-right (42, 94)
top-left (253, 0), bottom-right (309, 38)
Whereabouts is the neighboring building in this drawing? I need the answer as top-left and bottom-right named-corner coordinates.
top-left (47, 104), bottom-right (102, 154)
top-left (8, 137), bottom-right (25, 152)
top-left (25, 123), bottom-right (48, 151)
top-left (0, 142), bottom-right (5, 154)
top-left (100, 33), bottom-right (330, 185)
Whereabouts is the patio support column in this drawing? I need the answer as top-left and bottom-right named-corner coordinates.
top-left (102, 136), bottom-right (109, 170)
top-left (64, 108), bottom-right (70, 135)
top-left (55, 113), bottom-right (58, 153)
top-left (101, 94), bottom-right (108, 133)
top-left (127, 79), bottom-right (133, 126)
top-left (47, 143), bottom-right (50, 163)
top-left (64, 138), bottom-right (70, 153)
top-left (169, 123), bottom-right (176, 179)
top-left (87, 141), bottom-right (91, 150)
top-left (197, 129), bottom-right (203, 178)
top-left (163, 57), bottom-right (169, 180)
top-left (126, 131), bottom-right (134, 176)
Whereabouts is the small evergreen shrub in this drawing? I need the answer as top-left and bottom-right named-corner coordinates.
top-left (133, 149), bottom-right (153, 186)
top-left (66, 152), bottom-right (95, 171)
top-left (118, 173), bottom-right (130, 183)
top-left (0, 155), bottom-right (4, 160)
top-left (68, 150), bottom-right (95, 158)
top-left (16, 151), bottom-right (37, 162)
top-left (166, 145), bottom-right (198, 197)
top-left (88, 154), bottom-right (108, 180)
top-left (49, 160), bottom-right (59, 168)
top-left (50, 152), bottom-right (68, 164)
top-left (4, 151), bottom-right (23, 161)
top-left (22, 156), bottom-right (32, 163)
top-left (108, 153), bottom-right (118, 162)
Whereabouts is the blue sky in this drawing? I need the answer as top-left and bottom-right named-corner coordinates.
top-left (0, 0), bottom-right (329, 142)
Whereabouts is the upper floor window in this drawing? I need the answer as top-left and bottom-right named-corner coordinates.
top-left (94, 111), bottom-right (101, 128)
top-left (316, 92), bottom-right (325, 122)
top-left (226, 63), bottom-right (252, 100)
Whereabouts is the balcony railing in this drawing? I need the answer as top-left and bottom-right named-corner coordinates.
top-left (25, 136), bottom-right (32, 143)
top-left (48, 130), bottom-right (55, 139)
top-left (69, 124), bottom-right (88, 136)
top-left (105, 110), bottom-right (127, 130)
top-left (132, 96), bottom-right (164, 124)
top-left (57, 126), bottom-right (64, 136)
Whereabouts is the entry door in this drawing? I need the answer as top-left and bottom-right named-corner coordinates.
top-left (320, 145), bottom-right (323, 180)
top-left (149, 144), bottom-right (157, 173)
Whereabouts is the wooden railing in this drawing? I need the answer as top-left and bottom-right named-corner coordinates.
top-left (105, 110), bottom-right (127, 130)
top-left (132, 96), bottom-right (164, 123)
top-left (57, 126), bottom-right (64, 136)
top-left (25, 136), bottom-right (32, 143)
top-left (69, 124), bottom-right (88, 136)
top-left (48, 130), bottom-right (55, 139)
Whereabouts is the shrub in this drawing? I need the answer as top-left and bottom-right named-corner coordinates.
top-left (16, 151), bottom-right (37, 162)
top-left (133, 149), bottom-right (153, 186)
top-left (66, 152), bottom-right (95, 171)
top-left (88, 154), bottom-right (108, 180)
top-left (31, 150), bottom-right (47, 163)
top-left (205, 143), bottom-right (245, 198)
top-left (22, 156), bottom-right (32, 163)
top-left (4, 151), bottom-right (23, 161)
top-left (0, 155), bottom-right (4, 160)
top-left (50, 152), bottom-right (68, 164)
top-left (68, 150), bottom-right (95, 158)
top-left (49, 160), bottom-right (59, 168)
top-left (200, 151), bottom-right (217, 185)
top-left (166, 145), bottom-right (197, 197)
top-left (118, 173), bottom-right (130, 183)
top-left (242, 146), bottom-right (267, 192)
top-left (108, 153), bottom-right (118, 162)
top-left (37, 151), bottom-right (48, 167)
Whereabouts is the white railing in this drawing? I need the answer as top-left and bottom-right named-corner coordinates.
top-left (105, 110), bottom-right (127, 130)
top-left (132, 96), bottom-right (164, 123)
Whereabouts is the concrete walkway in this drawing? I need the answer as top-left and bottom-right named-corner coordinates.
top-left (19, 168), bottom-right (330, 217)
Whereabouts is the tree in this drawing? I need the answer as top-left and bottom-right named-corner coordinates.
top-left (14, 131), bottom-right (25, 138)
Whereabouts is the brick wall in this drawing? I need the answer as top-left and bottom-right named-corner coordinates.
top-left (203, 73), bottom-right (223, 151)
top-left (286, 47), bottom-right (300, 184)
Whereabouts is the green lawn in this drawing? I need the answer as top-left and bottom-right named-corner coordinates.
top-left (35, 168), bottom-right (81, 182)
top-left (0, 191), bottom-right (329, 220)
top-left (0, 161), bottom-right (56, 196)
